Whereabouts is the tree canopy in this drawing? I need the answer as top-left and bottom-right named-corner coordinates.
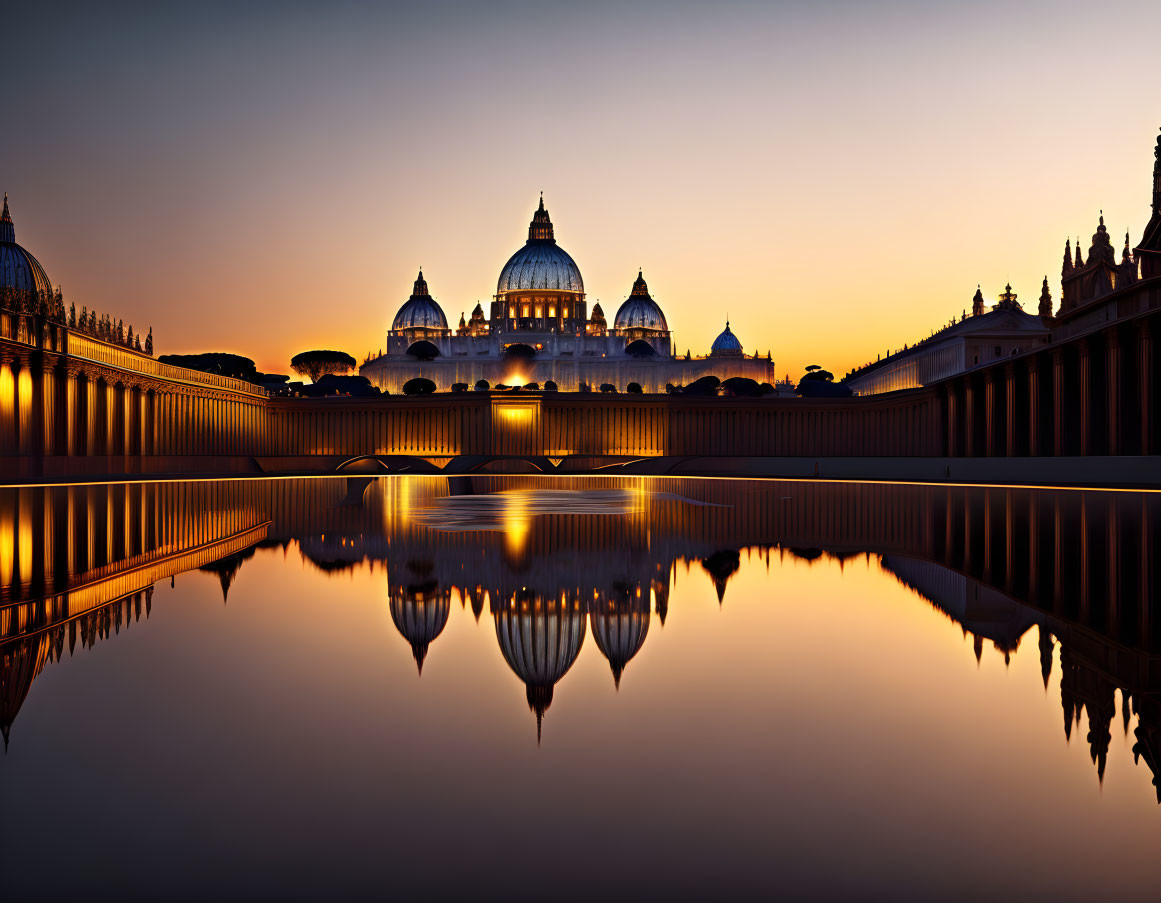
top-left (158, 352), bottom-right (258, 382)
top-left (290, 350), bottom-right (356, 383)
top-left (403, 377), bottom-right (437, 395)
top-left (795, 365), bottom-right (852, 397)
top-left (721, 376), bottom-right (761, 397)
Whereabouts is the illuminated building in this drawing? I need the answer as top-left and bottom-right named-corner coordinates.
top-left (845, 284), bottom-right (1051, 395)
top-left (360, 197), bottom-right (774, 392)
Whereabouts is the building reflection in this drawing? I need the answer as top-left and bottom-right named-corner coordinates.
top-left (1, 476), bottom-right (1159, 803)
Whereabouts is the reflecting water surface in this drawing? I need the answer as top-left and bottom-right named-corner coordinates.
top-left (1, 476), bottom-right (1160, 900)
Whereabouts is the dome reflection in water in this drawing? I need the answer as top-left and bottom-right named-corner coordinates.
top-left (0, 476), bottom-right (1159, 899)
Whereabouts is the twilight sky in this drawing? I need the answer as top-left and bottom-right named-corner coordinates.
top-left (3, 0), bottom-right (1159, 379)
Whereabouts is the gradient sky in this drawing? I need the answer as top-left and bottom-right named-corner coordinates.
top-left (4, 0), bottom-right (1159, 379)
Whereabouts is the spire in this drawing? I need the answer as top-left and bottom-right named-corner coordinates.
top-left (412, 269), bottom-right (429, 296)
top-left (0, 193), bottom-right (13, 243)
top-left (528, 195), bottom-right (555, 242)
top-left (1123, 231), bottom-right (1134, 265)
top-left (1089, 210), bottom-right (1115, 264)
top-left (1075, 238), bottom-right (1084, 268)
top-left (1038, 276), bottom-right (1053, 318)
top-left (1063, 238), bottom-right (1073, 275)
top-left (1154, 126), bottom-right (1161, 216)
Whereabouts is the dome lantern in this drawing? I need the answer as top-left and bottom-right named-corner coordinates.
top-left (528, 193), bottom-right (555, 242)
top-left (1, 194), bottom-right (14, 243)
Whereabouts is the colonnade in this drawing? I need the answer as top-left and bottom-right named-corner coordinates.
top-left (942, 312), bottom-right (1158, 458)
top-left (0, 335), bottom-right (268, 475)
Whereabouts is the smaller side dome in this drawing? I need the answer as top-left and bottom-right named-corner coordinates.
top-left (613, 270), bottom-right (668, 333)
top-left (391, 269), bottom-right (449, 332)
top-left (710, 321), bottom-right (743, 357)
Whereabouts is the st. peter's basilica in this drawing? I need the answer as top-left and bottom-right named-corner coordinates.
top-left (360, 197), bottom-right (775, 393)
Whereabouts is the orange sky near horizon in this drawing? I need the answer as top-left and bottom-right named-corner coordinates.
top-left (3, 1), bottom-right (1159, 380)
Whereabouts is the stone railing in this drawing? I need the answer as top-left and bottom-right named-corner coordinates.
top-left (66, 332), bottom-right (266, 397)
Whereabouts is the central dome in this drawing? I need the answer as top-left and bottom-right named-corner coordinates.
top-left (496, 197), bottom-right (584, 294)
top-left (0, 195), bottom-right (53, 296)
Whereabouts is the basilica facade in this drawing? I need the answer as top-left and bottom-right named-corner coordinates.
top-left (360, 198), bottom-right (774, 393)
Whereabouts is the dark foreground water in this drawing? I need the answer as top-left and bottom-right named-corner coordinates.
top-left (1, 476), bottom-right (1159, 900)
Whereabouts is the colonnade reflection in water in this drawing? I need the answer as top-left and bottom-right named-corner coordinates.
top-left (1, 476), bottom-right (1159, 801)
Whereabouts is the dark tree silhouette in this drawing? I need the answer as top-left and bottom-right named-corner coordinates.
top-left (795, 364), bottom-right (852, 398)
top-left (403, 377), bottom-right (437, 395)
top-left (474, 379), bottom-right (490, 391)
top-left (626, 382), bottom-right (643, 394)
top-left (721, 376), bottom-right (760, 397)
top-left (159, 353), bottom-right (258, 382)
top-left (684, 375), bottom-right (721, 396)
top-left (290, 350), bottom-right (357, 383)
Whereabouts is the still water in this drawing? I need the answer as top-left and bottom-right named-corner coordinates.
top-left (1, 476), bottom-right (1159, 900)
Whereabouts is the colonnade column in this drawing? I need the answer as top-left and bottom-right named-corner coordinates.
top-left (145, 390), bottom-right (156, 456)
top-left (983, 372), bottom-right (996, 456)
top-left (0, 353), bottom-right (17, 456)
top-left (1051, 348), bottom-right (1064, 455)
top-left (94, 378), bottom-right (109, 457)
top-left (1078, 339), bottom-right (1092, 456)
top-left (1003, 364), bottom-right (1016, 456)
top-left (964, 380), bottom-right (976, 457)
top-left (1138, 319), bottom-right (1153, 455)
top-left (945, 384), bottom-right (958, 457)
top-left (1027, 358), bottom-right (1040, 457)
top-left (1106, 329), bottom-right (1120, 456)
top-left (53, 361), bottom-right (70, 455)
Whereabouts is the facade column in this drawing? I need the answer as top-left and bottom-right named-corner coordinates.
top-left (0, 355), bottom-right (17, 455)
top-left (75, 371), bottom-right (90, 456)
top-left (945, 385), bottom-right (958, 457)
top-left (1078, 340), bottom-right (1092, 456)
top-left (1051, 348), bottom-right (1064, 455)
top-left (964, 380), bottom-right (976, 457)
top-left (33, 358), bottom-right (50, 461)
top-left (1004, 364), bottom-right (1016, 456)
top-left (95, 377), bottom-right (109, 456)
top-left (53, 362), bottom-right (69, 455)
top-left (1027, 358), bottom-right (1040, 457)
top-left (1106, 329), bottom-right (1120, 456)
top-left (984, 372), bottom-right (996, 456)
top-left (145, 390), bottom-right (156, 456)
top-left (1138, 319), bottom-right (1153, 456)
top-left (129, 386), bottom-right (142, 456)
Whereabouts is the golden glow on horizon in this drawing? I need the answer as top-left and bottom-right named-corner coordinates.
top-left (7, 5), bottom-right (1155, 385)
